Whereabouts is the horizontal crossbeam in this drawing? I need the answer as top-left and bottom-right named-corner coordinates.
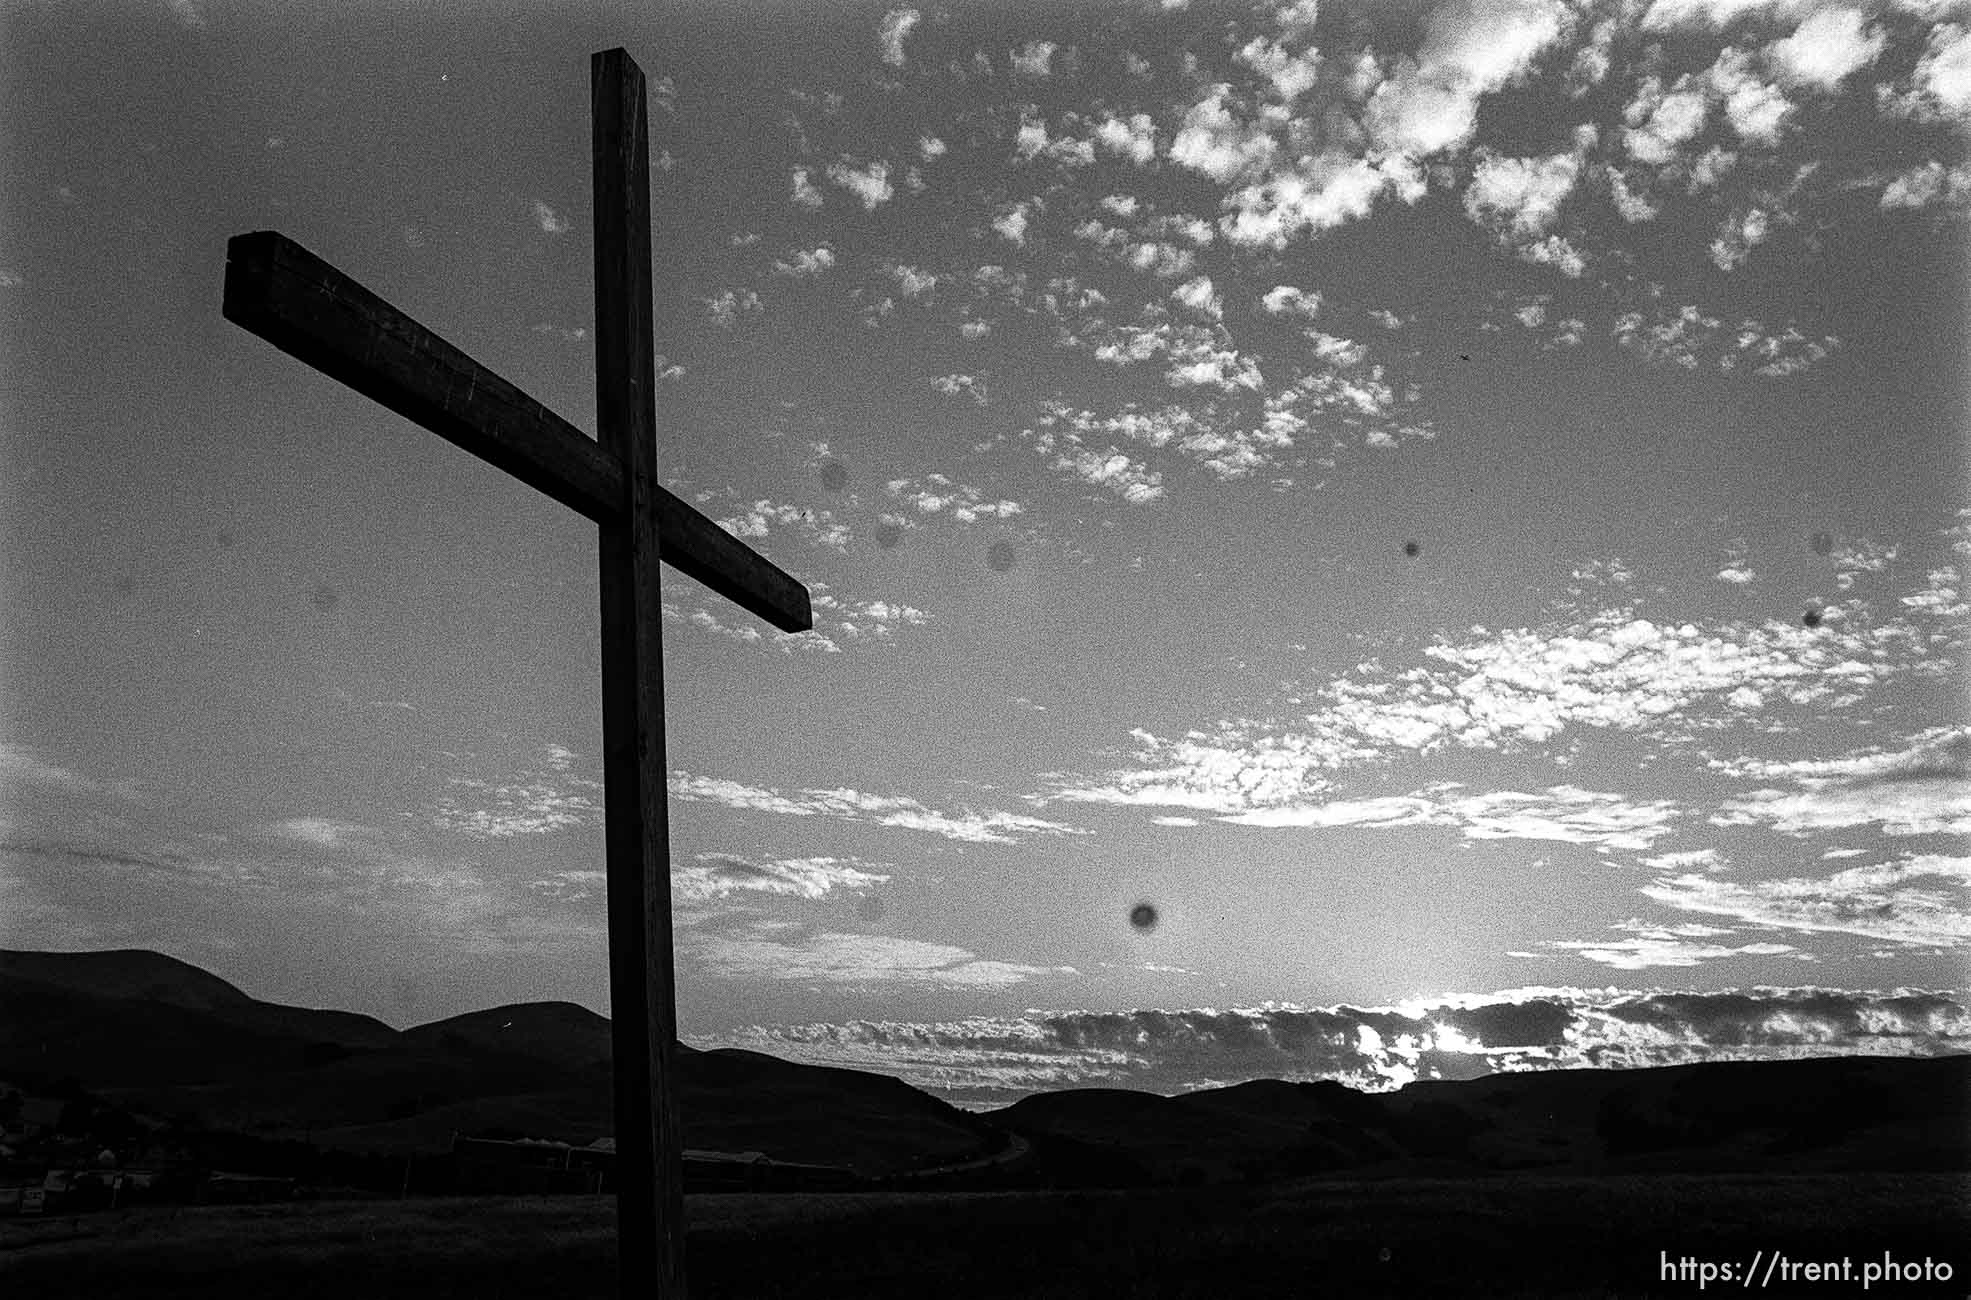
top-left (222, 231), bottom-right (812, 634)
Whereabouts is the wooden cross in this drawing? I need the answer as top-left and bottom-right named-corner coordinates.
top-left (220, 48), bottom-right (808, 1299)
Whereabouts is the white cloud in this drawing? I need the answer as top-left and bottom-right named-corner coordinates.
top-left (1709, 205), bottom-right (1772, 271)
top-left (1048, 592), bottom-right (1945, 824)
top-left (662, 599), bottom-right (854, 654)
top-left (1623, 75), bottom-right (1709, 163)
top-left (433, 777), bottom-right (597, 838)
top-left (1878, 160), bottom-right (1971, 210)
top-left (669, 772), bottom-right (1085, 844)
top-left (1644, 854), bottom-right (1971, 947)
top-left (704, 288), bottom-right (762, 328)
top-left (531, 200), bottom-right (571, 235)
top-left (1639, 0), bottom-right (1788, 30)
top-left (690, 926), bottom-right (1066, 988)
top-left (1222, 154), bottom-right (1425, 248)
top-left (1364, 0), bottom-right (1569, 158)
top-left (1607, 167), bottom-right (1661, 222)
top-left (526, 869), bottom-right (608, 902)
top-left (1050, 445), bottom-right (1166, 503)
top-left (1262, 285), bottom-right (1322, 318)
top-left (1169, 85), bottom-right (1278, 182)
top-left (1768, 6), bottom-right (1885, 90)
top-left (877, 8), bottom-right (920, 67)
top-left (1641, 847), bottom-right (1727, 873)
top-left (774, 247), bottom-right (837, 277)
top-left (826, 158), bottom-right (894, 210)
top-left (992, 202), bottom-right (1032, 246)
top-left (1915, 24), bottom-right (1971, 120)
top-left (791, 167), bottom-right (824, 210)
top-left (1011, 40), bottom-right (1057, 78)
top-left (714, 498), bottom-right (853, 551)
top-left (1032, 400), bottom-right (1295, 485)
top-left (1712, 779), bottom-right (1971, 838)
top-left (675, 854), bottom-right (890, 903)
top-left (1093, 112), bottom-right (1158, 164)
top-left (885, 472), bottom-right (1023, 522)
top-left (1219, 784), bottom-right (1681, 850)
top-left (273, 817), bottom-right (377, 847)
top-left (1462, 134), bottom-right (1597, 271)
top-left (890, 262), bottom-right (937, 297)
top-left (711, 986), bottom-right (1970, 1106)
top-left (1546, 929), bottom-right (1797, 968)
top-left (1707, 48), bottom-right (1792, 142)
top-left (1173, 275), bottom-right (1221, 319)
top-left (0, 743), bottom-right (105, 796)
top-left (1237, 35), bottom-right (1320, 100)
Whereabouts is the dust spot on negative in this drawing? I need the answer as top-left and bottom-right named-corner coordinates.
top-left (819, 460), bottom-right (849, 492)
top-left (1811, 531), bottom-right (1834, 557)
top-left (308, 582), bottom-right (340, 612)
top-left (1403, 540), bottom-right (1420, 558)
top-left (986, 540), bottom-right (1017, 572)
top-left (1129, 902), bottom-right (1158, 932)
top-left (875, 521), bottom-right (903, 549)
top-left (856, 893), bottom-right (885, 923)
top-left (1802, 606), bottom-right (1822, 628)
top-left (216, 530), bottom-right (235, 549)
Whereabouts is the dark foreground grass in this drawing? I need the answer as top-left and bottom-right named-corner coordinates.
top-left (1, 1174), bottom-right (1964, 1298)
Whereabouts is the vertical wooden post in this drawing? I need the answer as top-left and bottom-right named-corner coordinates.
top-left (593, 47), bottom-right (686, 1300)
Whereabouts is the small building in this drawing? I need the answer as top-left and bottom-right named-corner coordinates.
top-left (451, 1136), bottom-right (600, 1195)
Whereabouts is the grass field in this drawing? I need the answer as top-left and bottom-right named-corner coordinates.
top-left (2, 1174), bottom-right (1964, 1297)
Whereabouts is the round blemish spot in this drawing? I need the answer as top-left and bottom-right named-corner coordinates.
top-left (1403, 540), bottom-right (1420, 558)
top-left (1811, 531), bottom-right (1834, 557)
top-left (1802, 606), bottom-right (1822, 628)
top-left (986, 540), bottom-right (1017, 572)
top-left (875, 521), bottom-right (903, 550)
top-left (819, 460), bottom-right (849, 492)
top-left (1129, 902), bottom-right (1158, 932)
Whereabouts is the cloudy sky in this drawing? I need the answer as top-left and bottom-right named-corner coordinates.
top-left (2, 0), bottom-right (1966, 1105)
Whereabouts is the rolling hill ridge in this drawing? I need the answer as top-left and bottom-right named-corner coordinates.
top-left (4, 948), bottom-right (1964, 1184)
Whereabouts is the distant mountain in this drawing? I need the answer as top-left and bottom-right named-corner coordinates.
top-left (0, 948), bottom-right (992, 1177)
top-left (403, 1002), bottom-right (614, 1069)
top-left (5, 948), bottom-right (1965, 1185)
top-left (0, 948), bottom-right (397, 1088)
top-left (0, 948), bottom-right (254, 1012)
top-left (988, 1054), bottom-right (1971, 1181)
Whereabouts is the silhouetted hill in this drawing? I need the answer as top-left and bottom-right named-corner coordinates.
top-left (989, 1054), bottom-right (1971, 1181)
top-left (403, 1002), bottom-right (613, 1069)
top-left (0, 951), bottom-right (396, 1087)
top-left (6, 949), bottom-right (1965, 1187)
top-left (0, 948), bottom-right (254, 1011)
top-left (0, 948), bottom-right (992, 1177)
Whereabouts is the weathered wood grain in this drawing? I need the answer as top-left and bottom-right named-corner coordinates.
top-left (222, 231), bottom-right (812, 634)
top-left (592, 45), bottom-right (688, 1300)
